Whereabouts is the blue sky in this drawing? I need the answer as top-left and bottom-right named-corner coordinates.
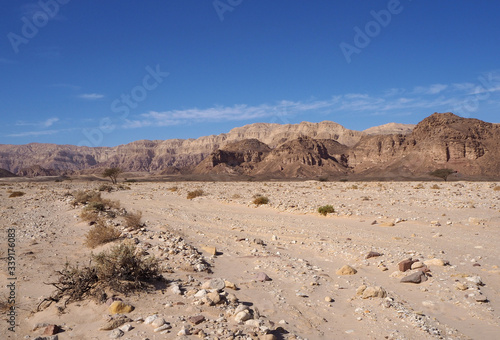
top-left (1, 0), bottom-right (500, 147)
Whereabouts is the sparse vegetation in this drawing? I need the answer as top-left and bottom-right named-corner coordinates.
top-left (98, 184), bottom-right (113, 192)
top-left (8, 191), bottom-right (25, 198)
top-left (253, 195), bottom-right (269, 205)
top-left (431, 184), bottom-right (441, 190)
top-left (350, 185), bottom-right (359, 189)
top-left (43, 243), bottom-right (160, 308)
top-left (318, 176), bottom-right (329, 182)
top-left (494, 186), bottom-right (500, 191)
top-left (318, 205), bottom-right (335, 216)
top-left (231, 193), bottom-right (241, 199)
top-left (124, 210), bottom-right (143, 230)
top-left (430, 168), bottom-right (456, 181)
top-left (102, 167), bottom-right (122, 184)
top-left (187, 189), bottom-right (204, 200)
top-left (168, 186), bottom-right (178, 192)
top-left (84, 222), bottom-right (121, 248)
top-left (414, 183), bottom-right (425, 189)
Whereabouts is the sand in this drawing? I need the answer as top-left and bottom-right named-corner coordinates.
top-left (1, 179), bottom-right (499, 339)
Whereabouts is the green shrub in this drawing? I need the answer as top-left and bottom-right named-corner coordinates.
top-left (318, 205), bottom-right (335, 216)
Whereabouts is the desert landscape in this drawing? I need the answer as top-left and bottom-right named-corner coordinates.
top-left (1, 177), bottom-right (499, 340)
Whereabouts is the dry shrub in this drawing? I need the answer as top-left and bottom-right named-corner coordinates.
top-left (187, 189), bottom-right (204, 200)
top-left (318, 205), bottom-right (335, 216)
top-left (253, 195), bottom-right (269, 205)
top-left (98, 184), bottom-right (113, 192)
top-left (124, 211), bottom-right (143, 230)
top-left (414, 183), bottom-right (425, 189)
top-left (431, 184), bottom-right (440, 190)
top-left (494, 186), bottom-right (500, 191)
top-left (168, 186), bottom-right (178, 192)
top-left (8, 191), bottom-right (25, 198)
top-left (72, 190), bottom-right (101, 206)
top-left (84, 222), bottom-right (121, 248)
top-left (231, 193), bottom-right (241, 199)
top-left (80, 209), bottom-right (99, 223)
top-left (44, 244), bottom-right (161, 308)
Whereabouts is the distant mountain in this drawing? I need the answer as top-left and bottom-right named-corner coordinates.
top-left (0, 168), bottom-right (16, 178)
top-left (0, 113), bottom-right (499, 180)
top-left (363, 122), bottom-right (416, 135)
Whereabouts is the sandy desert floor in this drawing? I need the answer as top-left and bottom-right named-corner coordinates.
top-left (1, 179), bottom-right (500, 340)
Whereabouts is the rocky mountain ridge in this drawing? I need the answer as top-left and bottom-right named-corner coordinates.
top-left (1, 113), bottom-right (499, 179)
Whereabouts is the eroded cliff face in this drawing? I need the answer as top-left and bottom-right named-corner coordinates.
top-left (348, 113), bottom-right (500, 177)
top-left (1, 113), bottom-right (498, 179)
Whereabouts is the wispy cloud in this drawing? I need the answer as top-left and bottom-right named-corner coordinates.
top-left (413, 84), bottom-right (448, 95)
top-left (121, 72), bottom-right (500, 129)
top-left (78, 93), bottom-right (105, 100)
top-left (51, 83), bottom-right (81, 90)
top-left (16, 117), bottom-right (60, 128)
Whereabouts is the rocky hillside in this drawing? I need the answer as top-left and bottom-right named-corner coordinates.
top-left (0, 113), bottom-right (498, 179)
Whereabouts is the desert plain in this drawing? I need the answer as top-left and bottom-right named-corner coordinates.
top-left (1, 178), bottom-right (500, 340)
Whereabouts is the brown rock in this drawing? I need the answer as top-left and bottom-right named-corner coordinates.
top-left (109, 301), bottom-right (134, 314)
top-left (201, 246), bottom-right (217, 255)
top-left (400, 271), bottom-right (428, 284)
top-left (43, 325), bottom-right (61, 335)
top-left (255, 272), bottom-right (272, 282)
top-left (336, 265), bottom-right (357, 275)
top-left (398, 259), bottom-right (415, 272)
top-left (366, 251), bottom-right (382, 259)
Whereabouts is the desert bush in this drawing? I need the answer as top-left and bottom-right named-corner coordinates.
top-left (414, 183), bottom-right (425, 189)
top-left (253, 195), bottom-right (269, 205)
top-left (80, 209), bottom-right (100, 223)
top-left (117, 184), bottom-right (131, 190)
top-left (187, 189), bottom-right (204, 200)
top-left (231, 193), bottom-right (241, 199)
top-left (350, 185), bottom-right (359, 189)
top-left (168, 186), bottom-right (178, 192)
top-left (98, 184), bottom-right (113, 192)
top-left (84, 222), bottom-right (121, 248)
top-left (431, 184), bottom-right (440, 190)
top-left (72, 190), bottom-right (101, 206)
top-left (8, 191), bottom-right (25, 198)
top-left (339, 178), bottom-right (348, 182)
top-left (318, 205), bottom-right (335, 216)
top-left (494, 186), bottom-right (500, 191)
top-left (318, 176), bottom-right (329, 182)
top-left (45, 243), bottom-right (160, 308)
top-left (124, 179), bottom-right (137, 183)
top-left (93, 243), bottom-right (160, 293)
top-left (124, 211), bottom-right (143, 230)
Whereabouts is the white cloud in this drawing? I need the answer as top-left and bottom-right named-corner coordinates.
top-left (79, 93), bottom-right (105, 100)
top-left (43, 117), bottom-right (59, 127)
top-left (16, 117), bottom-right (59, 128)
top-left (413, 84), bottom-right (448, 95)
top-left (8, 129), bottom-right (59, 137)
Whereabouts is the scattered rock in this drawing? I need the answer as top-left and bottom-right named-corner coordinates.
top-left (365, 251), bottom-right (382, 259)
top-left (109, 301), bottom-right (134, 314)
top-left (356, 285), bottom-right (367, 296)
top-left (201, 246), bottom-right (217, 255)
top-left (118, 324), bottom-right (133, 332)
top-left (170, 284), bottom-right (182, 295)
top-left (177, 325), bottom-right (190, 336)
top-left (398, 259), bottom-right (415, 272)
top-left (424, 258), bottom-right (448, 267)
top-left (151, 317), bottom-right (166, 328)
top-left (400, 271), bottom-right (428, 284)
top-left (224, 280), bottom-right (237, 290)
top-left (144, 315), bottom-right (158, 325)
top-left (411, 261), bottom-right (424, 270)
top-left (99, 316), bottom-right (132, 331)
top-left (255, 272), bottom-right (272, 281)
top-left (234, 310), bottom-right (252, 323)
top-left (336, 265), bottom-right (357, 275)
top-left (202, 277), bottom-right (226, 290)
top-left (454, 282), bottom-right (468, 291)
top-left (466, 276), bottom-right (484, 286)
top-left (42, 325), bottom-right (61, 336)
top-left (361, 286), bottom-right (387, 299)
top-left (188, 315), bottom-right (205, 325)
top-left (109, 329), bottom-right (124, 339)
top-left (325, 296), bottom-right (334, 302)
